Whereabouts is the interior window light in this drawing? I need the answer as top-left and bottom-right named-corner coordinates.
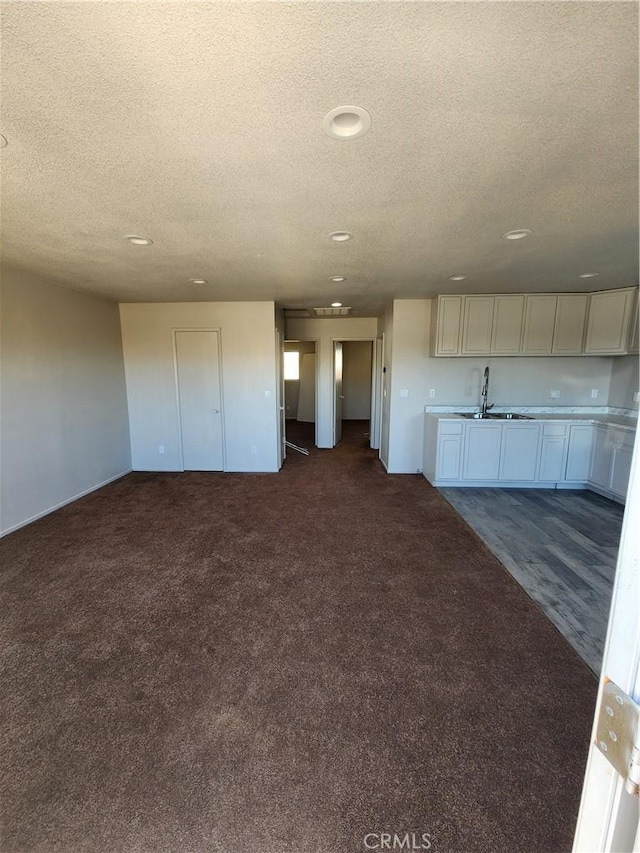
top-left (284, 351), bottom-right (300, 380)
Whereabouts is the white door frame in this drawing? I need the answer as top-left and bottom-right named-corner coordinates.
top-left (331, 337), bottom-right (378, 449)
top-left (284, 338), bottom-right (319, 449)
top-left (573, 424), bottom-right (640, 851)
top-left (171, 327), bottom-right (227, 472)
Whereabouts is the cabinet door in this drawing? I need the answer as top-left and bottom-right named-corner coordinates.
top-left (437, 434), bottom-right (462, 480)
top-left (552, 293), bottom-right (588, 354)
top-left (491, 295), bottom-right (524, 354)
top-left (462, 424), bottom-right (502, 480)
top-left (565, 424), bottom-right (595, 481)
top-left (589, 426), bottom-right (613, 489)
top-left (521, 295), bottom-right (557, 354)
top-left (435, 296), bottom-right (463, 355)
top-left (538, 436), bottom-right (567, 481)
top-left (584, 289), bottom-right (635, 354)
top-left (461, 297), bottom-right (494, 355)
top-left (610, 443), bottom-right (633, 499)
top-left (499, 423), bottom-right (541, 481)
top-left (628, 293), bottom-right (639, 355)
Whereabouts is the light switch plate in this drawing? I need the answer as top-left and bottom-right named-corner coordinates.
top-left (550, 390), bottom-right (560, 399)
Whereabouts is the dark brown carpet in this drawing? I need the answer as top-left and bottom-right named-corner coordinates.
top-left (1, 421), bottom-right (597, 853)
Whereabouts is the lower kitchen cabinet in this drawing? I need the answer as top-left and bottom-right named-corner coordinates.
top-left (500, 423), bottom-right (541, 480)
top-left (589, 426), bottom-right (611, 490)
top-left (538, 423), bottom-right (568, 481)
top-left (588, 425), bottom-right (635, 500)
top-left (423, 414), bottom-right (635, 503)
top-left (565, 424), bottom-right (595, 482)
top-left (462, 423), bottom-right (502, 479)
top-left (436, 422), bottom-right (463, 480)
top-left (610, 442), bottom-right (633, 498)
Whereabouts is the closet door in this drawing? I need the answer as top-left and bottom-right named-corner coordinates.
top-left (175, 330), bottom-right (224, 470)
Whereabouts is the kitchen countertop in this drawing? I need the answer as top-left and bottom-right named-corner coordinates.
top-left (424, 411), bottom-right (638, 431)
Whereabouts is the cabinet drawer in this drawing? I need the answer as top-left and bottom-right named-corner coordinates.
top-left (440, 421), bottom-right (463, 435)
top-left (542, 422), bottom-right (567, 437)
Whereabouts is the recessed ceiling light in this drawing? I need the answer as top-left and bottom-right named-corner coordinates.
top-left (448, 274), bottom-right (468, 281)
top-left (331, 302), bottom-right (343, 308)
top-left (323, 105), bottom-right (371, 140)
top-left (329, 276), bottom-right (346, 282)
top-left (579, 272), bottom-right (600, 279)
top-left (329, 231), bottom-right (353, 242)
top-left (502, 229), bottom-right (532, 241)
top-left (0, 134), bottom-right (8, 149)
top-left (124, 235), bottom-right (153, 246)
top-left (189, 278), bottom-right (208, 285)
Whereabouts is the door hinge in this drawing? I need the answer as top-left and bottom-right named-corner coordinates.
top-left (595, 679), bottom-right (640, 798)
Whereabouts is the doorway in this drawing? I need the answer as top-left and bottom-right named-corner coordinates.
top-left (174, 330), bottom-right (224, 470)
top-left (333, 339), bottom-right (375, 448)
top-left (284, 340), bottom-right (317, 451)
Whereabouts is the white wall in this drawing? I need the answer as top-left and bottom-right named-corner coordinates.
top-left (387, 298), bottom-right (620, 474)
top-left (120, 302), bottom-right (279, 472)
top-left (342, 341), bottom-right (372, 420)
top-left (284, 317), bottom-right (378, 447)
top-left (1, 266), bottom-right (131, 535)
top-left (609, 355), bottom-right (639, 412)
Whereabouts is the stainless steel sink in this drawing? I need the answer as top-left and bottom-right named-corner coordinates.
top-left (489, 413), bottom-right (533, 420)
top-left (455, 412), bottom-right (533, 420)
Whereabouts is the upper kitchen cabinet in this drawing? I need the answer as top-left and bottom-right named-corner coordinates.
top-left (521, 295), bottom-right (557, 355)
top-left (584, 287), bottom-right (637, 355)
top-left (432, 287), bottom-right (638, 357)
top-left (522, 293), bottom-right (589, 355)
top-left (460, 296), bottom-right (494, 355)
top-left (433, 294), bottom-right (524, 356)
top-left (626, 292), bottom-right (639, 355)
top-left (552, 293), bottom-right (588, 354)
top-left (491, 296), bottom-right (524, 354)
top-left (433, 295), bottom-right (463, 356)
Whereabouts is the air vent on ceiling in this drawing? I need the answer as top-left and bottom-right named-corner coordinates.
top-left (284, 308), bottom-right (311, 319)
top-left (313, 306), bottom-right (352, 317)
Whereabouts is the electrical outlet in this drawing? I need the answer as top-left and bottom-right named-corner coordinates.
top-left (429, 388), bottom-right (436, 399)
top-left (158, 445), bottom-right (165, 454)
top-left (634, 391), bottom-right (640, 403)
top-left (251, 446), bottom-right (257, 454)
top-left (591, 389), bottom-right (599, 399)
top-left (400, 389), bottom-right (409, 398)
top-left (550, 390), bottom-right (560, 399)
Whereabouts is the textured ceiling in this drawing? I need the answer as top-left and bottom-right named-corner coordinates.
top-left (1, 1), bottom-right (638, 315)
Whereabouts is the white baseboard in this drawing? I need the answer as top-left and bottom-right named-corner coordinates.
top-left (0, 469), bottom-right (132, 538)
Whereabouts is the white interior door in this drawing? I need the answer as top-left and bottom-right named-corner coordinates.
top-left (573, 426), bottom-right (640, 851)
top-left (276, 330), bottom-right (285, 467)
top-left (370, 336), bottom-right (383, 450)
top-left (334, 341), bottom-right (343, 446)
top-left (175, 330), bottom-right (224, 471)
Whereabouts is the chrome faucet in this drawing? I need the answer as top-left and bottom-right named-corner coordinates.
top-left (481, 366), bottom-right (494, 415)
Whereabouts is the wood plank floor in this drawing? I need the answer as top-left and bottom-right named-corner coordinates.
top-left (439, 487), bottom-right (624, 674)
